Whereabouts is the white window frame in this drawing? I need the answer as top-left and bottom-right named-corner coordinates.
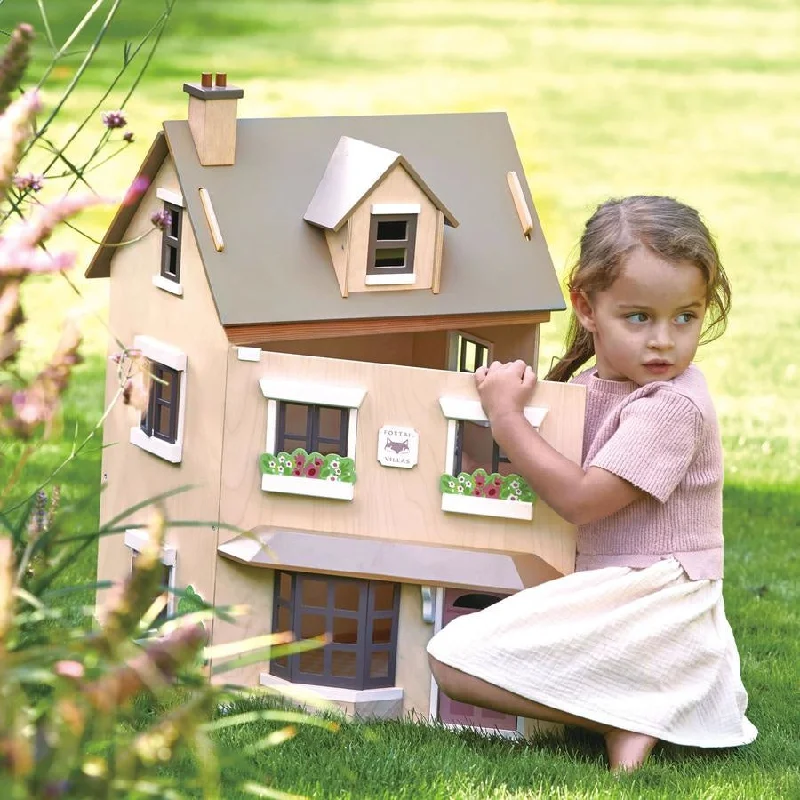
top-left (438, 397), bottom-right (547, 521)
top-left (447, 331), bottom-right (493, 373)
top-left (152, 188), bottom-right (186, 297)
top-left (365, 204), bottom-right (420, 286)
top-left (259, 378), bottom-right (367, 501)
top-left (129, 335), bottom-right (188, 463)
top-left (428, 587), bottom-right (524, 738)
top-left (124, 528), bottom-right (177, 620)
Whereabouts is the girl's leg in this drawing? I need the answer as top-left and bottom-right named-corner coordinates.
top-left (429, 655), bottom-right (658, 770)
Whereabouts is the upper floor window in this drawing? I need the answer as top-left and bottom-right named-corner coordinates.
top-left (276, 402), bottom-right (349, 456)
top-left (129, 336), bottom-right (187, 464)
top-left (160, 201), bottom-right (182, 283)
top-left (453, 419), bottom-right (512, 477)
top-left (450, 332), bottom-right (491, 373)
top-left (367, 213), bottom-right (417, 277)
top-left (141, 362), bottom-right (181, 444)
top-left (270, 570), bottom-right (400, 690)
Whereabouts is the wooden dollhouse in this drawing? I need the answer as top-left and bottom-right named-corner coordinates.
top-left (88, 73), bottom-right (586, 735)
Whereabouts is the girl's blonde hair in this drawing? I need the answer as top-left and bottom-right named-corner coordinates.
top-left (545, 195), bottom-right (732, 383)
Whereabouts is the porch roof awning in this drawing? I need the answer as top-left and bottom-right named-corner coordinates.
top-left (218, 527), bottom-right (563, 593)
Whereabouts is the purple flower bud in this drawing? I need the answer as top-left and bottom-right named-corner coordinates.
top-left (150, 209), bottom-right (172, 231)
top-left (101, 110), bottom-right (127, 129)
top-left (123, 130), bottom-right (134, 143)
top-left (12, 172), bottom-right (44, 192)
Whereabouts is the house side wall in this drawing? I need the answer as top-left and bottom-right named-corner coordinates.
top-left (217, 349), bottom-right (583, 572)
top-left (96, 157), bottom-right (229, 616)
top-left (346, 165), bottom-right (438, 293)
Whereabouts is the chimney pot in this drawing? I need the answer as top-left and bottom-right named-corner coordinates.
top-left (215, 72), bottom-right (227, 88)
top-left (201, 72), bottom-right (212, 88)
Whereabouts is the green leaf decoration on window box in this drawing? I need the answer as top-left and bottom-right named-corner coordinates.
top-left (260, 448), bottom-right (356, 484)
top-left (439, 469), bottom-right (534, 502)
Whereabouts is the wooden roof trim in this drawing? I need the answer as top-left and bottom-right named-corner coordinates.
top-left (198, 187), bottom-right (224, 252)
top-left (84, 132), bottom-right (170, 278)
top-left (393, 155), bottom-right (459, 229)
top-left (224, 310), bottom-right (550, 345)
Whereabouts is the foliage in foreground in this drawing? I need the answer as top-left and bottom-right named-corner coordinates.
top-left (0, 13), bottom-right (334, 799)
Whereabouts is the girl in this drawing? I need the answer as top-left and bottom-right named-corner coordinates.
top-left (426, 195), bottom-right (757, 771)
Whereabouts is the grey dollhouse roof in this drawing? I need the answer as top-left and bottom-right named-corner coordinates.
top-left (303, 135), bottom-right (459, 231)
top-left (87, 112), bottom-right (566, 326)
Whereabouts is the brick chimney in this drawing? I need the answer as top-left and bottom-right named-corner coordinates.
top-left (182, 72), bottom-right (244, 166)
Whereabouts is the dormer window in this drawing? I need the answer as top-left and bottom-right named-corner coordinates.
top-left (367, 210), bottom-right (418, 282)
top-left (160, 201), bottom-right (182, 283)
top-left (303, 136), bottom-right (458, 297)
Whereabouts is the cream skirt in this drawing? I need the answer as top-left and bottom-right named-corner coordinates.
top-left (427, 558), bottom-right (757, 747)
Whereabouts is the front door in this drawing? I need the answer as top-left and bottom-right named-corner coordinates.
top-left (436, 588), bottom-right (518, 732)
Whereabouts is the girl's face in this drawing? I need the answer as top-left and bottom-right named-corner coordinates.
top-left (572, 248), bottom-right (708, 385)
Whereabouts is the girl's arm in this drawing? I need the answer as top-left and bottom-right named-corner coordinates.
top-left (488, 411), bottom-right (643, 525)
top-left (476, 360), bottom-right (644, 526)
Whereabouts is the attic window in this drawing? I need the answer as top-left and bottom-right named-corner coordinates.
top-left (366, 208), bottom-right (418, 283)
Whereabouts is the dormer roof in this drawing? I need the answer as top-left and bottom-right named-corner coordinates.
top-left (304, 135), bottom-right (459, 232)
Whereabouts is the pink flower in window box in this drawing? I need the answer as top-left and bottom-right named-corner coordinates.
top-left (484, 484), bottom-right (500, 499)
top-left (305, 465), bottom-right (319, 478)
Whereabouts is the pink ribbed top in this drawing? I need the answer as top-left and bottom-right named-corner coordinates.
top-left (570, 364), bottom-right (724, 580)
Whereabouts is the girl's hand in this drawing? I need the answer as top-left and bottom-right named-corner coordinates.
top-left (474, 360), bottom-right (537, 423)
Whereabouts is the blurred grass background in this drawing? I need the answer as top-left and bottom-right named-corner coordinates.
top-left (0, 1), bottom-right (798, 795)
top-left (3, 0), bottom-right (797, 487)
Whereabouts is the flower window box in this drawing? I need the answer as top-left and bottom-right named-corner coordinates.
top-left (260, 448), bottom-right (356, 501)
top-left (439, 469), bottom-right (535, 521)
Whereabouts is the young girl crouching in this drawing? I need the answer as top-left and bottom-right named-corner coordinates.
top-left (426, 195), bottom-right (757, 771)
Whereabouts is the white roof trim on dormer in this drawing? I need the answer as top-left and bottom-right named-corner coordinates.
top-left (303, 135), bottom-right (459, 232)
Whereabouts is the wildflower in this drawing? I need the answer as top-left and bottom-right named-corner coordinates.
top-left (55, 660), bottom-right (85, 679)
top-left (123, 130), bottom-right (134, 143)
top-left (101, 109), bottom-right (126, 129)
top-left (12, 172), bottom-right (43, 191)
top-left (150, 209), bottom-right (171, 231)
top-left (0, 23), bottom-right (35, 115)
top-left (123, 175), bottom-right (149, 205)
top-left (0, 90), bottom-right (42, 194)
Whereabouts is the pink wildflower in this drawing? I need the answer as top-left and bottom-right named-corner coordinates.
top-left (12, 172), bottom-right (43, 191)
top-left (55, 660), bottom-right (85, 679)
top-left (123, 175), bottom-right (149, 205)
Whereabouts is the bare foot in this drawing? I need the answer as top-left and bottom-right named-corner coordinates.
top-left (604, 729), bottom-right (659, 771)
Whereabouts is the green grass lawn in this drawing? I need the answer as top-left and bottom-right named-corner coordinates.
top-left (1, 0), bottom-right (798, 797)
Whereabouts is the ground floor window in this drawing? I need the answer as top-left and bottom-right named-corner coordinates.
top-left (270, 571), bottom-right (400, 690)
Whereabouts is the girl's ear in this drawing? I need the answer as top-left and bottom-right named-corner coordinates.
top-left (570, 291), bottom-right (597, 333)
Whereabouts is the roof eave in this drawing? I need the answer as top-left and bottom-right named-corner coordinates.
top-left (84, 131), bottom-right (170, 279)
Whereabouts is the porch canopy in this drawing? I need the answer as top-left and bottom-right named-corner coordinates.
top-left (218, 527), bottom-right (563, 593)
